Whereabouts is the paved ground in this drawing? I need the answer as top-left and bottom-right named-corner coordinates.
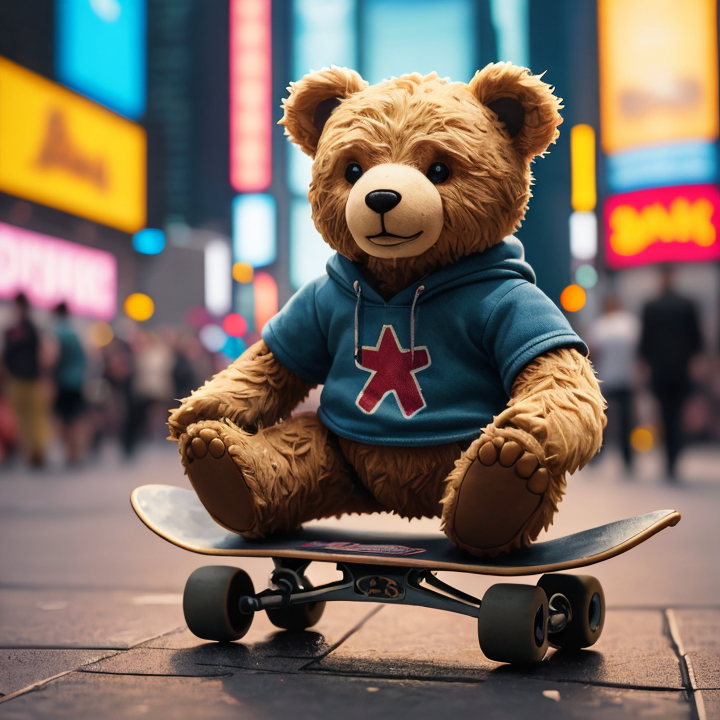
top-left (0, 440), bottom-right (718, 719)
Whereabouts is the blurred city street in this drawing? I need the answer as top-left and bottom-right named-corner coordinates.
top-left (0, 440), bottom-right (719, 719)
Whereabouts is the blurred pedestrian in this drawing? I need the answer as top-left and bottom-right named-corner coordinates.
top-left (639, 267), bottom-right (703, 480)
top-left (130, 330), bottom-right (174, 448)
top-left (52, 302), bottom-right (88, 465)
top-left (0, 373), bottom-right (18, 465)
top-left (588, 295), bottom-right (639, 475)
top-left (102, 335), bottom-right (136, 457)
top-left (1, 293), bottom-right (50, 467)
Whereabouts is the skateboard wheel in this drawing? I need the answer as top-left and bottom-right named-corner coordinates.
top-left (266, 597), bottom-right (326, 631)
top-left (183, 566), bottom-right (255, 642)
top-left (537, 573), bottom-right (605, 649)
top-left (478, 584), bottom-right (549, 664)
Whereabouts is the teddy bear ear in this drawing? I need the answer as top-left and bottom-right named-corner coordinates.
top-left (279, 66), bottom-right (368, 158)
top-left (468, 62), bottom-right (563, 160)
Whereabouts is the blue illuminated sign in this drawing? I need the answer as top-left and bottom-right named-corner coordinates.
top-left (290, 200), bottom-right (334, 289)
top-left (362, 0), bottom-right (476, 84)
top-left (233, 194), bottom-right (277, 268)
top-left (56, 0), bottom-right (146, 119)
top-left (606, 141), bottom-right (719, 193)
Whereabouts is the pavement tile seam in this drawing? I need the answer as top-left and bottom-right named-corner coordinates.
top-left (665, 608), bottom-right (707, 720)
top-left (301, 665), bottom-right (688, 692)
top-left (0, 651), bottom-right (124, 705)
top-left (296, 605), bottom-right (385, 672)
top-left (77, 668), bottom-right (232, 679)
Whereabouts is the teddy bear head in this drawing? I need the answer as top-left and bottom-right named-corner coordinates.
top-left (280, 63), bottom-right (562, 293)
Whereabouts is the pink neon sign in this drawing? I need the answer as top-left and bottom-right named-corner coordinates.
top-left (604, 184), bottom-right (720, 269)
top-left (0, 222), bottom-right (117, 319)
top-left (230, 0), bottom-right (272, 192)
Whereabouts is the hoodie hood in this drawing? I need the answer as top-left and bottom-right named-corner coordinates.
top-left (325, 236), bottom-right (536, 306)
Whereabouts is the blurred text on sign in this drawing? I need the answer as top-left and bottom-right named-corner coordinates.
top-left (0, 57), bottom-right (146, 233)
top-left (604, 185), bottom-right (720, 269)
top-left (0, 222), bottom-right (117, 320)
top-left (599, 0), bottom-right (719, 154)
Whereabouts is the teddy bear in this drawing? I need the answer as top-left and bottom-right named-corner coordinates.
top-left (168, 63), bottom-right (606, 556)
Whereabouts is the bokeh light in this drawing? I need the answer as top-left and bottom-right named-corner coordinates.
top-left (199, 324), bottom-right (227, 353)
top-left (575, 264), bottom-right (598, 289)
top-left (132, 228), bottom-right (165, 255)
top-left (232, 261), bottom-right (254, 283)
top-left (88, 321), bottom-right (114, 347)
top-left (630, 426), bottom-right (655, 452)
top-left (221, 336), bottom-right (247, 359)
top-left (222, 313), bottom-right (248, 337)
top-left (124, 293), bottom-right (154, 322)
top-left (560, 284), bottom-right (587, 312)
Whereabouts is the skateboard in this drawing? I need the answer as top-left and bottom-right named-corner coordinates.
top-left (131, 484), bottom-right (680, 665)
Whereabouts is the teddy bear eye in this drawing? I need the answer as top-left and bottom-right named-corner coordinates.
top-left (426, 162), bottom-right (450, 184)
top-left (344, 162), bottom-right (364, 185)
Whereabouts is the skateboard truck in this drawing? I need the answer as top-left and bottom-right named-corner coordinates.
top-left (237, 559), bottom-right (572, 635)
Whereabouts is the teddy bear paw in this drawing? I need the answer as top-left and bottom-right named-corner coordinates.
top-left (180, 422), bottom-right (256, 535)
top-left (450, 436), bottom-right (550, 556)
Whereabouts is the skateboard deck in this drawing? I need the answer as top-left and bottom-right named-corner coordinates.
top-left (131, 484), bottom-right (680, 576)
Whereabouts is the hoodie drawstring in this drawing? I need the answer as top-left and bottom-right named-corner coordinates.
top-left (353, 281), bottom-right (362, 363)
top-left (410, 285), bottom-right (425, 362)
top-left (354, 280), bottom-right (425, 363)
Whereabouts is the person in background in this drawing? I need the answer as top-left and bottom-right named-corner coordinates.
top-left (130, 329), bottom-right (174, 448)
top-left (588, 295), bottom-right (640, 475)
top-left (102, 335), bottom-right (136, 457)
top-left (1, 293), bottom-right (50, 467)
top-left (52, 302), bottom-right (88, 465)
top-left (639, 267), bottom-right (704, 480)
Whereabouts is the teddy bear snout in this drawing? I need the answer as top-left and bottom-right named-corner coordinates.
top-left (345, 163), bottom-right (444, 259)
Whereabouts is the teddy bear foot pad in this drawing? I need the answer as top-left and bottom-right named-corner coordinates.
top-left (131, 484), bottom-right (679, 665)
top-left (451, 439), bottom-right (551, 555)
top-left (184, 430), bottom-right (255, 534)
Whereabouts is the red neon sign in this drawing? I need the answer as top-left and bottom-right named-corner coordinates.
top-left (604, 184), bottom-right (720, 268)
top-left (229, 0), bottom-right (272, 192)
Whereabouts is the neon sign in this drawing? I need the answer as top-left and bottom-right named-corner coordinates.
top-left (0, 222), bottom-right (117, 320)
top-left (0, 57), bottom-right (146, 233)
top-left (229, 0), bottom-right (272, 192)
top-left (604, 185), bottom-right (720, 268)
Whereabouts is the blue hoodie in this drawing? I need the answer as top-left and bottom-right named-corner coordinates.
top-left (262, 237), bottom-right (587, 447)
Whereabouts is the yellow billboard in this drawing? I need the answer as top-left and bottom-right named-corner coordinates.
top-left (0, 57), bottom-right (145, 233)
top-left (598, 0), bottom-right (719, 154)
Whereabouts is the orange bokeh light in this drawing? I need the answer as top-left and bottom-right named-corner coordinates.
top-left (560, 284), bottom-right (587, 312)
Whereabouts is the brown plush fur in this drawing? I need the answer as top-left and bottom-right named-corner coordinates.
top-left (179, 415), bottom-right (384, 537)
top-left (171, 63), bottom-right (606, 555)
top-left (168, 340), bottom-right (312, 439)
top-left (337, 437), bottom-right (462, 520)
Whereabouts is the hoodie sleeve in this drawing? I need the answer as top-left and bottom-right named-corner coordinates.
top-left (483, 280), bottom-right (588, 395)
top-left (261, 279), bottom-right (332, 385)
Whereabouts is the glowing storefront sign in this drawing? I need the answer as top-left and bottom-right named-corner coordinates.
top-left (598, 0), bottom-right (719, 155)
top-left (229, 0), bottom-right (272, 192)
top-left (0, 222), bottom-right (117, 320)
top-left (604, 185), bottom-right (720, 269)
top-left (0, 57), bottom-right (146, 233)
top-left (56, 0), bottom-right (146, 119)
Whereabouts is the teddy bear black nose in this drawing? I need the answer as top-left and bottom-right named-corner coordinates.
top-left (365, 190), bottom-right (402, 214)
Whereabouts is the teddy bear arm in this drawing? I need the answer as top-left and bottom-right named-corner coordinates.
top-left (492, 347), bottom-right (607, 477)
top-left (167, 339), bottom-right (314, 439)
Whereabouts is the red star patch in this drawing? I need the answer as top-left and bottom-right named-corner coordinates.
top-left (355, 325), bottom-right (431, 418)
